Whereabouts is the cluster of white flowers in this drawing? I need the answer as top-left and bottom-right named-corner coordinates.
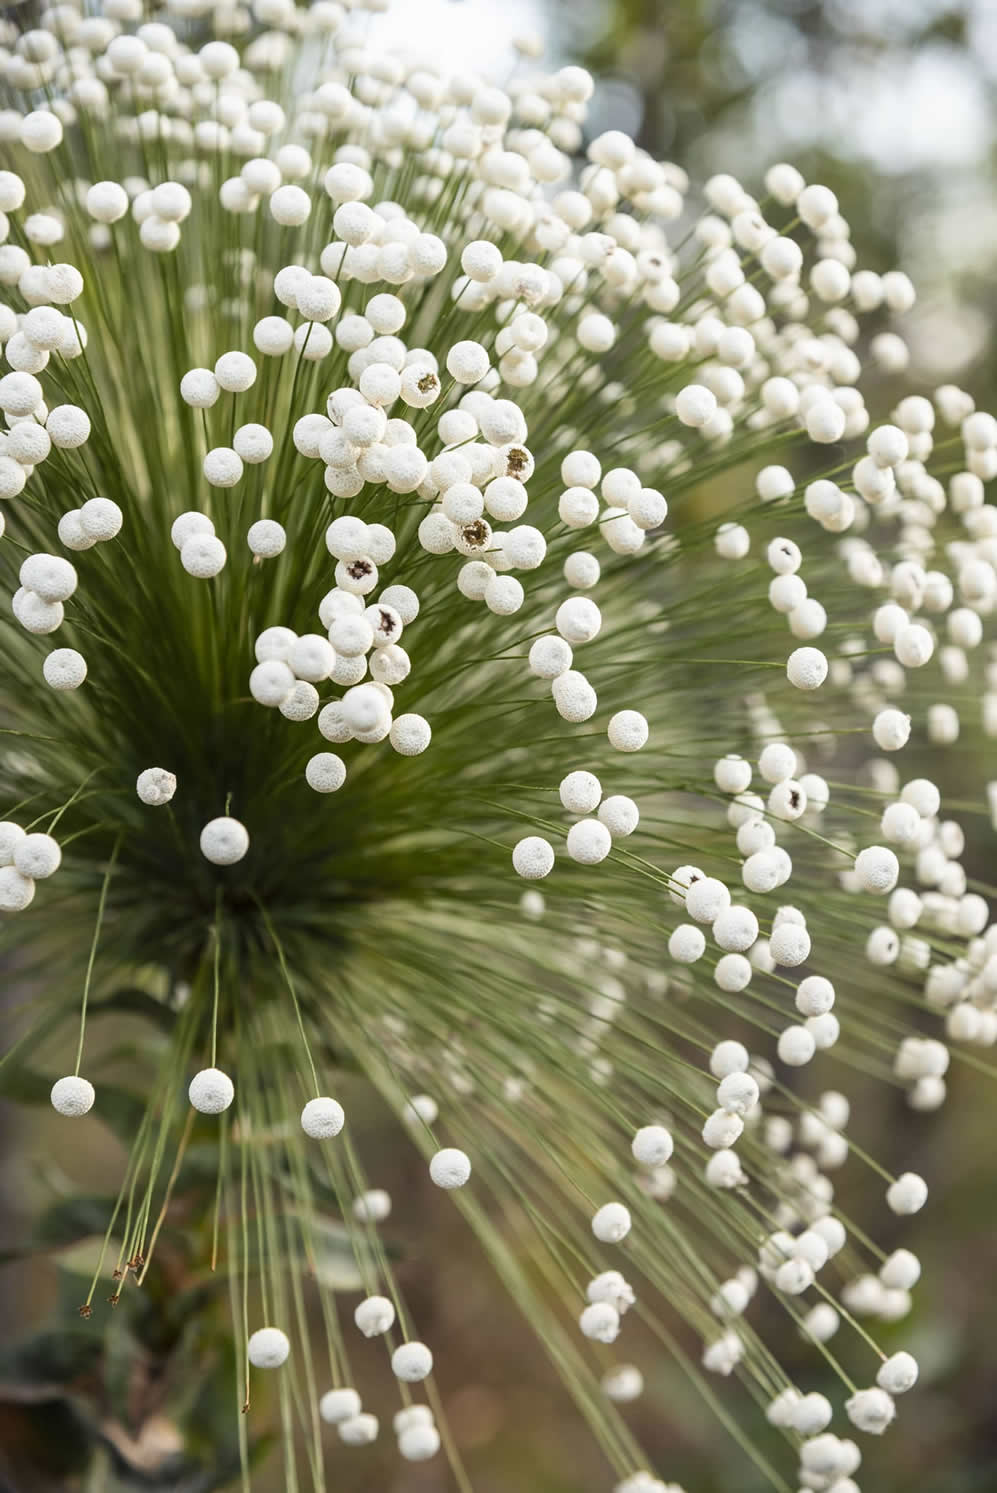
top-left (3, 1), bottom-right (997, 1490)
top-left (0, 820), bottom-right (62, 912)
top-left (320, 1386), bottom-right (440, 1461)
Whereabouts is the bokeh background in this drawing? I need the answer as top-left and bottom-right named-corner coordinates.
top-left (3, 2), bottom-right (997, 1490)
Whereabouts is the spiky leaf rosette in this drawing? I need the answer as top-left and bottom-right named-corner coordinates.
top-left (1, 7), bottom-right (996, 1491)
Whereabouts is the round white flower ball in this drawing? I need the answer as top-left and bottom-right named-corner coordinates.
top-left (14, 832), bottom-right (61, 879)
top-left (43, 648), bottom-right (87, 690)
top-left (710, 1040), bottom-right (749, 1078)
top-left (632, 1124), bottom-right (673, 1166)
top-left (777, 1025), bottom-right (816, 1067)
top-left (714, 755), bottom-right (752, 793)
top-left (136, 767), bottom-right (177, 806)
top-left (529, 636), bottom-right (572, 678)
top-left (354, 1295), bottom-right (395, 1337)
top-left (339, 1412), bottom-right (379, 1445)
top-left (805, 397), bottom-right (846, 444)
top-left (429, 1147), bottom-right (471, 1189)
top-left (873, 708), bottom-right (911, 751)
top-left (0, 371), bottom-right (43, 417)
top-left (580, 1302), bottom-right (620, 1342)
top-left (255, 316), bottom-right (295, 357)
top-left (685, 876), bottom-right (731, 924)
top-left (80, 497), bottom-right (123, 541)
top-left (86, 180), bottom-right (129, 223)
top-left (301, 1096), bottom-right (345, 1138)
top-left (789, 1390), bottom-right (832, 1435)
top-left (668, 923), bottom-right (705, 963)
top-left (398, 1098), bottom-right (437, 1137)
top-left (247, 519), bottom-right (286, 557)
top-left (0, 867), bottom-right (35, 911)
top-left (6, 421), bottom-right (50, 464)
top-left (886, 1171), bottom-right (928, 1215)
top-left (320, 1387), bottom-right (361, 1424)
top-left (552, 670), bottom-right (597, 722)
top-left (214, 350), bottom-right (256, 392)
top-left (607, 710), bottom-right (649, 752)
top-left (289, 634), bottom-right (335, 683)
top-left (51, 1075), bottom-right (95, 1116)
top-left (189, 1067), bottom-right (235, 1114)
top-left (855, 845), bottom-right (900, 894)
top-left (203, 448), bottom-right (243, 489)
top-left (250, 661), bottom-right (295, 707)
top-left (895, 623), bottom-right (934, 668)
top-left (270, 184), bottom-right (311, 225)
top-left (233, 423), bottom-right (274, 464)
top-left (13, 589), bottom-right (64, 636)
top-left (0, 460), bottom-right (26, 503)
top-left (140, 216), bottom-right (180, 254)
top-left (556, 596), bottom-right (601, 644)
top-left (845, 1386), bottom-right (896, 1435)
top-left (717, 1072), bottom-right (759, 1116)
top-left (598, 795), bottom-right (639, 837)
top-left (200, 817), bottom-right (249, 865)
top-left (391, 1341), bottom-right (433, 1381)
top-left (389, 714), bottom-right (432, 756)
top-left (0, 823), bottom-right (25, 867)
top-left (769, 923), bottom-right (812, 967)
top-left (171, 512), bottom-right (214, 550)
top-left (20, 554), bottom-right (78, 602)
top-left (715, 954), bottom-right (752, 992)
top-left (447, 340), bottom-right (489, 384)
top-left (22, 109), bottom-right (63, 153)
top-left (46, 404), bottom-right (91, 449)
top-left (786, 646), bottom-right (828, 690)
top-left (399, 1423), bottom-right (441, 1461)
top-left (394, 1408), bottom-right (436, 1439)
top-left (602, 1364), bottom-right (644, 1402)
top-left (712, 905), bottom-right (759, 953)
top-left (566, 818), bottom-right (612, 865)
top-left (180, 368), bottom-right (220, 408)
top-left (305, 753), bottom-right (347, 794)
top-left (877, 1350), bottom-right (919, 1394)
top-left (675, 383), bottom-right (716, 428)
top-left (592, 1202), bottom-right (631, 1243)
top-left (796, 976), bottom-right (835, 1017)
top-left (512, 836), bottom-right (554, 879)
top-left (248, 1327), bottom-right (290, 1368)
top-left (351, 1186), bottom-right (390, 1223)
top-left (182, 534), bottom-right (228, 578)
